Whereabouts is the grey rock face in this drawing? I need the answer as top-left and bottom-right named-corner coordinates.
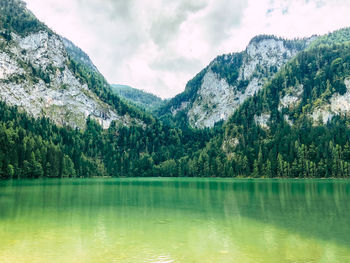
top-left (186, 38), bottom-right (304, 128)
top-left (311, 78), bottom-right (350, 124)
top-left (0, 31), bottom-right (136, 129)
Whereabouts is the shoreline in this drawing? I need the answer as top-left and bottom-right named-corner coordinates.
top-left (1, 176), bottom-right (350, 181)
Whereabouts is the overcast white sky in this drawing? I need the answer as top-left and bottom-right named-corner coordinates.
top-left (24, 0), bottom-right (350, 98)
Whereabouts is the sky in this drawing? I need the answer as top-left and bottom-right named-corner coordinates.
top-left (24, 0), bottom-right (350, 99)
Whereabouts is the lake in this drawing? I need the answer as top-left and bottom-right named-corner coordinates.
top-left (0, 178), bottom-right (349, 263)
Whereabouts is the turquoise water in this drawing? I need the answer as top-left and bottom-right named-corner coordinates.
top-left (0, 178), bottom-right (349, 262)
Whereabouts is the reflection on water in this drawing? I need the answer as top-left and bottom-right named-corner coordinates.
top-left (0, 178), bottom-right (349, 262)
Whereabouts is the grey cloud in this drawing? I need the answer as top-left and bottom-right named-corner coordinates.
top-left (67, 0), bottom-right (247, 95)
top-left (312, 0), bottom-right (327, 8)
top-left (282, 7), bottom-right (289, 14)
top-left (202, 0), bottom-right (248, 44)
top-left (150, 15), bottom-right (186, 47)
top-left (75, 0), bottom-right (145, 64)
top-left (77, 0), bottom-right (135, 20)
top-left (150, 0), bottom-right (207, 47)
top-left (266, 8), bottom-right (275, 15)
top-left (150, 56), bottom-right (202, 73)
top-left (177, 0), bottom-right (208, 15)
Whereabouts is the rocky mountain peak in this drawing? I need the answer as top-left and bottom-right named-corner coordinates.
top-left (0, 29), bottom-right (141, 129)
top-left (175, 35), bottom-right (313, 129)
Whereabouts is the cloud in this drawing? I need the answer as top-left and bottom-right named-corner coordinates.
top-left (201, 0), bottom-right (249, 44)
top-left (150, 56), bottom-right (202, 73)
top-left (149, 0), bottom-right (207, 47)
top-left (24, 0), bottom-right (350, 98)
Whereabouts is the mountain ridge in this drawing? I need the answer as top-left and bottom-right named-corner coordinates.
top-left (186, 32), bottom-right (350, 178)
top-left (1, 0), bottom-right (350, 179)
top-left (111, 84), bottom-right (165, 112)
top-left (0, 0), bottom-right (150, 129)
top-left (159, 34), bottom-right (316, 128)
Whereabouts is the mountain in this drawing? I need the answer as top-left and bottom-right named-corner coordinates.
top-left (111, 84), bottom-right (165, 112)
top-left (1, 0), bottom-right (350, 180)
top-left (182, 28), bottom-right (350, 178)
top-left (0, 0), bottom-right (145, 129)
top-left (61, 37), bottom-right (98, 73)
top-left (0, 0), bottom-right (212, 179)
top-left (159, 35), bottom-right (315, 128)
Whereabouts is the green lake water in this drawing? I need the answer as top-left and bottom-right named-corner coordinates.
top-left (0, 178), bottom-right (350, 263)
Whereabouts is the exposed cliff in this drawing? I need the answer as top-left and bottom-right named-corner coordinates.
top-left (0, 0), bottom-right (143, 129)
top-left (160, 35), bottom-right (313, 128)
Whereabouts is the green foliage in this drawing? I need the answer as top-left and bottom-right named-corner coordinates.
top-left (309, 28), bottom-right (350, 49)
top-left (0, 0), bottom-right (48, 37)
top-left (67, 58), bottom-right (154, 124)
top-left (274, 43), bottom-right (350, 116)
top-left (211, 53), bottom-right (244, 86)
top-left (111, 85), bottom-right (165, 112)
top-left (158, 35), bottom-right (310, 127)
top-left (187, 42), bottom-right (350, 178)
top-left (0, 101), bottom-right (213, 179)
top-left (62, 37), bottom-right (98, 73)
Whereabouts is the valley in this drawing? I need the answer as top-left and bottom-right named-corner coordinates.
top-left (1, 0), bottom-right (350, 179)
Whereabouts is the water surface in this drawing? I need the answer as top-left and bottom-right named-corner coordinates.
top-left (0, 178), bottom-right (349, 262)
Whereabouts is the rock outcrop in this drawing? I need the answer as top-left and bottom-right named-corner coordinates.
top-left (0, 31), bottom-right (135, 129)
top-left (163, 36), bottom-right (313, 129)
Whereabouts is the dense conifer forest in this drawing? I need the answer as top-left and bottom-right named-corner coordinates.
top-left (0, 102), bottom-right (214, 178)
top-left (110, 85), bottom-right (165, 112)
top-left (190, 43), bottom-right (350, 178)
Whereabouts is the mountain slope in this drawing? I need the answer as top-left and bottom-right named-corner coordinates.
top-left (185, 30), bottom-right (350, 178)
top-left (61, 37), bottom-right (98, 73)
top-left (0, 0), bottom-right (213, 179)
top-left (159, 35), bottom-right (314, 128)
top-left (1, 0), bottom-right (350, 180)
top-left (111, 84), bottom-right (165, 112)
top-left (0, 0), bottom-right (146, 129)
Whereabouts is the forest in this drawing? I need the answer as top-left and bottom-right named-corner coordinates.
top-left (190, 43), bottom-right (350, 178)
top-left (0, 101), bottom-right (214, 178)
top-left (110, 84), bottom-right (165, 112)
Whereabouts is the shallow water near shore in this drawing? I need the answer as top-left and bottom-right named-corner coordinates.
top-left (0, 178), bottom-right (350, 262)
